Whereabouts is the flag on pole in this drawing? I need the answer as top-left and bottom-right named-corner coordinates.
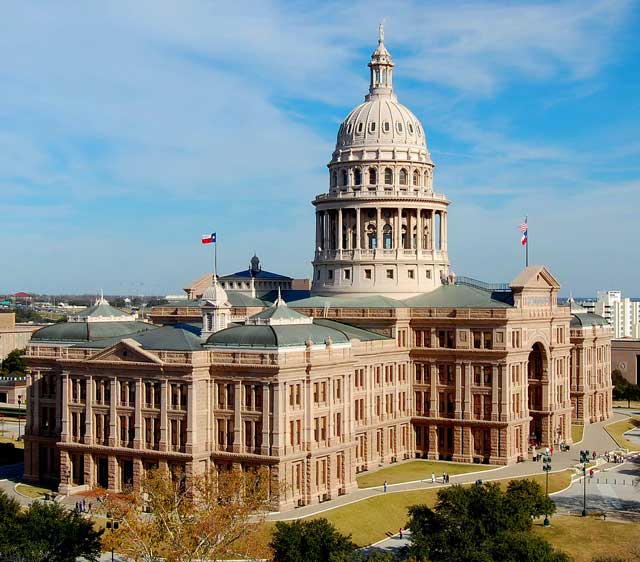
top-left (519, 220), bottom-right (528, 246)
top-left (201, 232), bottom-right (216, 245)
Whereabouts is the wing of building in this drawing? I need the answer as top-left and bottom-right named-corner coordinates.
top-left (24, 29), bottom-right (613, 510)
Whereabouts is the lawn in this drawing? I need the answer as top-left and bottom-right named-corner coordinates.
top-left (357, 460), bottom-right (496, 488)
top-left (604, 416), bottom-right (640, 452)
top-left (535, 515), bottom-right (640, 562)
top-left (612, 399), bottom-right (640, 409)
top-left (305, 470), bottom-right (573, 546)
top-left (572, 424), bottom-right (584, 444)
top-left (15, 483), bottom-right (55, 499)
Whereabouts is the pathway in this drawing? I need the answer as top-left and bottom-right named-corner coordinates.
top-left (267, 413), bottom-right (623, 521)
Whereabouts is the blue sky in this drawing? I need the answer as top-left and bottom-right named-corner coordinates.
top-left (1, 0), bottom-right (639, 296)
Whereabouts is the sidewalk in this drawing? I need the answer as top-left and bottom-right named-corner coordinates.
top-left (267, 413), bottom-right (624, 521)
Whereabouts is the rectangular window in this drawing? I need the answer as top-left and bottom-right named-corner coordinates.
top-left (344, 269), bottom-right (351, 280)
top-left (328, 269), bottom-right (334, 280)
top-left (365, 269), bottom-right (372, 279)
top-left (408, 269), bottom-right (415, 279)
top-left (386, 269), bottom-right (394, 279)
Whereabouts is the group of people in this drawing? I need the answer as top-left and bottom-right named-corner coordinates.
top-left (74, 498), bottom-right (92, 514)
top-left (605, 452), bottom-right (625, 463)
top-left (429, 472), bottom-right (450, 484)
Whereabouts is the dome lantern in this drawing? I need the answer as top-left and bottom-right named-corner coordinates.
top-left (367, 22), bottom-right (395, 100)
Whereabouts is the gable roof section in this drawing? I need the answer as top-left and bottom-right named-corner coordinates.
top-left (510, 265), bottom-right (560, 290)
top-left (89, 339), bottom-right (164, 364)
top-left (222, 268), bottom-right (292, 280)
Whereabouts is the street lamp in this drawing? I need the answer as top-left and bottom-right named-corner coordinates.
top-left (542, 454), bottom-right (552, 527)
top-left (580, 450), bottom-right (588, 517)
top-left (105, 511), bottom-right (120, 562)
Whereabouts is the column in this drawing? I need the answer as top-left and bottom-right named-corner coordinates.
top-left (416, 210), bottom-right (422, 251)
top-left (454, 363), bottom-right (462, 418)
top-left (463, 363), bottom-right (472, 419)
top-left (185, 381), bottom-right (198, 453)
top-left (407, 210), bottom-right (412, 250)
top-left (316, 212), bottom-right (321, 251)
top-left (133, 378), bottom-right (142, 448)
top-left (396, 207), bottom-right (402, 249)
top-left (261, 383), bottom-right (270, 455)
top-left (500, 363), bottom-right (509, 422)
top-left (429, 364), bottom-right (438, 417)
top-left (322, 211), bottom-right (329, 251)
top-left (431, 211), bottom-right (437, 251)
top-left (443, 211), bottom-right (448, 251)
top-left (233, 381), bottom-right (242, 453)
top-left (84, 376), bottom-right (94, 445)
top-left (160, 380), bottom-right (168, 450)
top-left (60, 372), bottom-right (70, 441)
top-left (337, 208), bottom-right (343, 251)
top-left (109, 379), bottom-right (117, 446)
top-left (272, 383), bottom-right (282, 455)
top-left (376, 207), bottom-right (381, 250)
top-left (491, 365), bottom-right (499, 421)
top-left (31, 372), bottom-right (40, 435)
top-left (355, 208), bottom-right (361, 250)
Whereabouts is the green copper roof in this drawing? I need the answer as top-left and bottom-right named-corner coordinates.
top-left (75, 301), bottom-right (133, 318)
top-left (314, 319), bottom-right (389, 341)
top-left (31, 321), bottom-right (153, 343)
top-left (130, 325), bottom-right (203, 351)
top-left (206, 321), bottom-right (350, 348)
top-left (570, 313), bottom-right (608, 328)
top-left (403, 285), bottom-right (513, 308)
top-left (249, 302), bottom-right (310, 323)
top-left (288, 294), bottom-right (406, 309)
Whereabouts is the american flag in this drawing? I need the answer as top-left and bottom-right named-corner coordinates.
top-left (520, 219), bottom-right (528, 246)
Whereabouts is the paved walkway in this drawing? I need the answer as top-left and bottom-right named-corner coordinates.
top-left (267, 413), bottom-right (624, 521)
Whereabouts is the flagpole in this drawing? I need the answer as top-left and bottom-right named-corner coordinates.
top-left (525, 216), bottom-right (529, 268)
top-left (214, 236), bottom-right (218, 277)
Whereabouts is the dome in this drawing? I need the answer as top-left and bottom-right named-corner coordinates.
top-left (201, 275), bottom-right (229, 307)
top-left (336, 99), bottom-right (427, 151)
top-left (331, 23), bottom-right (430, 163)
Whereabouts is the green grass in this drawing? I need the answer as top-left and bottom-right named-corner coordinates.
top-left (0, 436), bottom-right (24, 449)
top-left (15, 483), bottom-right (55, 499)
top-left (572, 424), bottom-right (584, 444)
top-left (604, 416), bottom-right (640, 452)
top-left (305, 470), bottom-right (573, 546)
top-left (612, 399), bottom-right (640, 409)
top-left (356, 460), bottom-right (496, 488)
top-left (535, 515), bottom-right (640, 562)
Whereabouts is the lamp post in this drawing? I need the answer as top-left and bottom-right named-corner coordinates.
top-left (105, 511), bottom-right (120, 562)
top-left (16, 395), bottom-right (23, 440)
top-left (543, 454), bottom-right (552, 527)
top-left (580, 450), bottom-right (588, 517)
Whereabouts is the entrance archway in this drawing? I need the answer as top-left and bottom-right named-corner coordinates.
top-left (527, 342), bottom-right (547, 445)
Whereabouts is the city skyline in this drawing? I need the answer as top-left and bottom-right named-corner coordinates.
top-left (1, 1), bottom-right (639, 295)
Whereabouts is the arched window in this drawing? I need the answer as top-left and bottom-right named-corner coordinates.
top-left (369, 121), bottom-right (376, 133)
top-left (396, 122), bottom-right (403, 133)
top-left (413, 170), bottom-right (420, 187)
top-left (357, 122), bottom-right (364, 134)
top-left (353, 168), bottom-right (362, 186)
top-left (424, 170), bottom-right (430, 187)
top-left (384, 168), bottom-right (393, 185)
top-left (408, 123), bottom-right (414, 134)
top-left (331, 171), bottom-right (337, 188)
top-left (383, 224), bottom-right (393, 249)
top-left (399, 169), bottom-right (408, 185)
top-left (367, 224), bottom-right (377, 249)
top-left (383, 121), bottom-right (390, 133)
top-left (341, 169), bottom-right (348, 186)
top-left (369, 168), bottom-right (377, 185)
top-left (401, 225), bottom-right (407, 249)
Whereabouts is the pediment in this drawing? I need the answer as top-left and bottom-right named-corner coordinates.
top-left (510, 265), bottom-right (560, 291)
top-left (89, 339), bottom-right (162, 364)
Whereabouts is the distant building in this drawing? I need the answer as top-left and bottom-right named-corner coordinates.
top-left (0, 313), bottom-right (45, 362)
top-left (0, 376), bottom-right (27, 410)
top-left (578, 291), bottom-right (640, 339)
top-left (611, 338), bottom-right (640, 385)
top-left (185, 255), bottom-right (293, 300)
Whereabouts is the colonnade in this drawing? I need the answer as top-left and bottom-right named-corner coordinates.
top-left (315, 207), bottom-right (448, 253)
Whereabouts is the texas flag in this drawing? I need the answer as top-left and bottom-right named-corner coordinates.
top-left (201, 232), bottom-right (216, 245)
top-left (519, 220), bottom-right (528, 246)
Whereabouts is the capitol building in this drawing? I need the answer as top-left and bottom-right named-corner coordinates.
top-left (23, 29), bottom-right (613, 509)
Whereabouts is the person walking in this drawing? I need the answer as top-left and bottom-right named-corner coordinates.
top-left (431, 472), bottom-right (435, 483)
top-left (399, 527), bottom-right (403, 539)
top-left (384, 480), bottom-right (388, 493)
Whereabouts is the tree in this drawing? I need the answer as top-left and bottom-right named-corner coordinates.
top-left (270, 518), bottom-right (357, 562)
top-left (406, 481), bottom-right (566, 562)
top-left (101, 466), bottom-right (275, 562)
top-left (612, 370), bottom-right (640, 407)
top-left (0, 491), bottom-right (102, 562)
top-left (1, 348), bottom-right (26, 376)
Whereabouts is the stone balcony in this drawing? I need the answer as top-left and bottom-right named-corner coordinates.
top-left (314, 248), bottom-right (447, 262)
top-left (314, 188), bottom-right (448, 204)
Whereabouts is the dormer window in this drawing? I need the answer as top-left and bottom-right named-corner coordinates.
top-left (383, 121), bottom-right (390, 133)
top-left (396, 122), bottom-right (403, 133)
top-left (408, 123), bottom-right (414, 134)
top-left (369, 121), bottom-right (376, 133)
top-left (347, 123), bottom-right (353, 134)
top-left (357, 122), bottom-right (364, 134)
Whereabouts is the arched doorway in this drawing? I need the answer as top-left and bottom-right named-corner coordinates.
top-left (527, 342), bottom-right (547, 445)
